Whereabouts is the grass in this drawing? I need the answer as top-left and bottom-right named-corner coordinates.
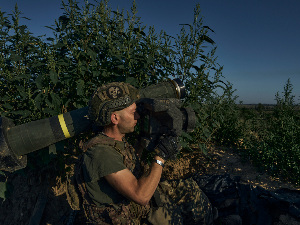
top-left (210, 101), bottom-right (300, 186)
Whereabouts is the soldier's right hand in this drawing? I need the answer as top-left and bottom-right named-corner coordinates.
top-left (153, 135), bottom-right (181, 161)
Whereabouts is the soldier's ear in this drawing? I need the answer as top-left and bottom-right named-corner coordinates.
top-left (111, 112), bottom-right (119, 124)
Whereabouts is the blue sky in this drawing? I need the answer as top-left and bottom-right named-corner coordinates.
top-left (1, 0), bottom-right (300, 105)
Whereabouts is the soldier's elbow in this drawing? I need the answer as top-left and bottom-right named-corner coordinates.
top-left (136, 198), bottom-right (148, 207)
top-left (142, 199), bottom-right (150, 207)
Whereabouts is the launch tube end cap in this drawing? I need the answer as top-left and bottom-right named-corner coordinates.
top-left (0, 117), bottom-right (27, 173)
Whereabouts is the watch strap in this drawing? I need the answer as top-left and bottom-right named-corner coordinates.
top-left (152, 159), bottom-right (165, 168)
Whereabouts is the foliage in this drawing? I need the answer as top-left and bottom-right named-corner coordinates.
top-left (210, 78), bottom-right (300, 185)
top-left (0, 171), bottom-right (14, 204)
top-left (257, 103), bottom-right (265, 114)
top-left (239, 79), bottom-right (300, 184)
top-left (1, 0), bottom-right (300, 205)
top-left (0, 0), bottom-right (233, 201)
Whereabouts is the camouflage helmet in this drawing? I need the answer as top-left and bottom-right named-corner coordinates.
top-left (88, 82), bottom-right (140, 126)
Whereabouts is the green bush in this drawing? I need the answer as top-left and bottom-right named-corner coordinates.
top-left (1, 0), bottom-right (235, 202)
top-left (240, 79), bottom-right (300, 185)
top-left (214, 78), bottom-right (300, 185)
top-left (1, 0), bottom-right (300, 204)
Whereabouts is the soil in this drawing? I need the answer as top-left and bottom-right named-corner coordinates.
top-left (162, 140), bottom-right (300, 192)
top-left (0, 135), bottom-right (299, 225)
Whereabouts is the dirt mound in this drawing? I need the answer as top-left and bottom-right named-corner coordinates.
top-left (0, 142), bottom-right (300, 225)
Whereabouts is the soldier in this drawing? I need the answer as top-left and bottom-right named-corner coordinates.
top-left (70, 82), bottom-right (216, 224)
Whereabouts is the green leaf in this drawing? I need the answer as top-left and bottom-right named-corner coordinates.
top-left (198, 143), bottom-right (208, 155)
top-left (57, 59), bottom-right (68, 66)
top-left (12, 110), bottom-right (31, 118)
top-left (10, 54), bottom-right (22, 61)
top-left (49, 144), bottom-right (57, 155)
top-left (87, 47), bottom-right (97, 60)
top-left (203, 113), bottom-right (209, 120)
top-left (203, 26), bottom-right (215, 33)
top-left (203, 127), bottom-right (211, 139)
top-left (1, 112), bottom-right (8, 117)
top-left (200, 135), bottom-right (207, 142)
top-left (86, 82), bottom-right (95, 85)
top-left (0, 182), bottom-right (8, 200)
top-left (43, 108), bottom-right (57, 116)
top-left (34, 92), bottom-right (43, 110)
top-left (202, 34), bottom-right (215, 45)
top-left (213, 120), bottom-right (220, 128)
top-left (132, 28), bottom-right (146, 36)
top-left (116, 64), bottom-right (124, 69)
top-left (178, 137), bottom-right (189, 148)
top-left (76, 79), bottom-right (84, 95)
top-left (19, 25), bottom-right (28, 35)
top-left (54, 42), bottom-right (65, 49)
top-left (16, 85), bottom-right (24, 92)
top-left (125, 77), bottom-right (138, 88)
top-left (188, 102), bottom-right (201, 111)
top-left (191, 65), bottom-right (200, 72)
top-left (45, 96), bottom-right (54, 107)
top-left (181, 131), bottom-right (193, 141)
top-left (19, 91), bottom-right (27, 100)
top-left (147, 55), bottom-right (154, 64)
top-left (0, 96), bottom-right (9, 101)
top-left (50, 92), bottom-right (61, 107)
top-left (5, 59), bottom-right (11, 66)
top-left (62, 98), bottom-right (71, 107)
top-left (35, 74), bottom-right (44, 89)
top-left (21, 17), bottom-right (31, 20)
top-left (3, 103), bottom-right (13, 110)
top-left (44, 25), bottom-right (56, 31)
top-left (15, 74), bottom-right (32, 81)
top-left (92, 70), bottom-right (100, 77)
top-left (50, 70), bottom-right (58, 84)
top-left (32, 62), bottom-right (44, 68)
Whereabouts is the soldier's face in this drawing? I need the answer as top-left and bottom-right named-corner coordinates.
top-left (117, 103), bottom-right (140, 134)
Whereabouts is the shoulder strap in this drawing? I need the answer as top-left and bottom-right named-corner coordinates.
top-left (81, 135), bottom-right (125, 157)
top-left (82, 136), bottom-right (115, 152)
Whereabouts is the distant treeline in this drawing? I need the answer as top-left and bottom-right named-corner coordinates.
top-left (202, 103), bottom-right (300, 111)
top-left (235, 104), bottom-right (300, 111)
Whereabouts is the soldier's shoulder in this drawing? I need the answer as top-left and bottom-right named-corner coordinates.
top-left (82, 141), bottom-right (118, 164)
top-left (83, 133), bottom-right (116, 151)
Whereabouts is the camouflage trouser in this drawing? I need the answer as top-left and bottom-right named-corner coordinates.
top-left (146, 177), bottom-right (214, 225)
top-left (83, 198), bottom-right (151, 225)
top-left (83, 177), bottom-right (213, 225)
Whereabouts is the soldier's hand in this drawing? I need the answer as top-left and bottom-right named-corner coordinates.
top-left (153, 135), bottom-right (182, 161)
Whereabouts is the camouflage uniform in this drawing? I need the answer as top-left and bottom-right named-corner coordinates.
top-left (72, 134), bottom-right (213, 225)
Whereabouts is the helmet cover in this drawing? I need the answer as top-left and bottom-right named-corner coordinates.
top-left (88, 82), bottom-right (140, 126)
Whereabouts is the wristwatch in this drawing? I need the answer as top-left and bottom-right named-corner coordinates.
top-left (152, 159), bottom-right (165, 168)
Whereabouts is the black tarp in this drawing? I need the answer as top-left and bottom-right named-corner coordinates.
top-left (190, 173), bottom-right (300, 225)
